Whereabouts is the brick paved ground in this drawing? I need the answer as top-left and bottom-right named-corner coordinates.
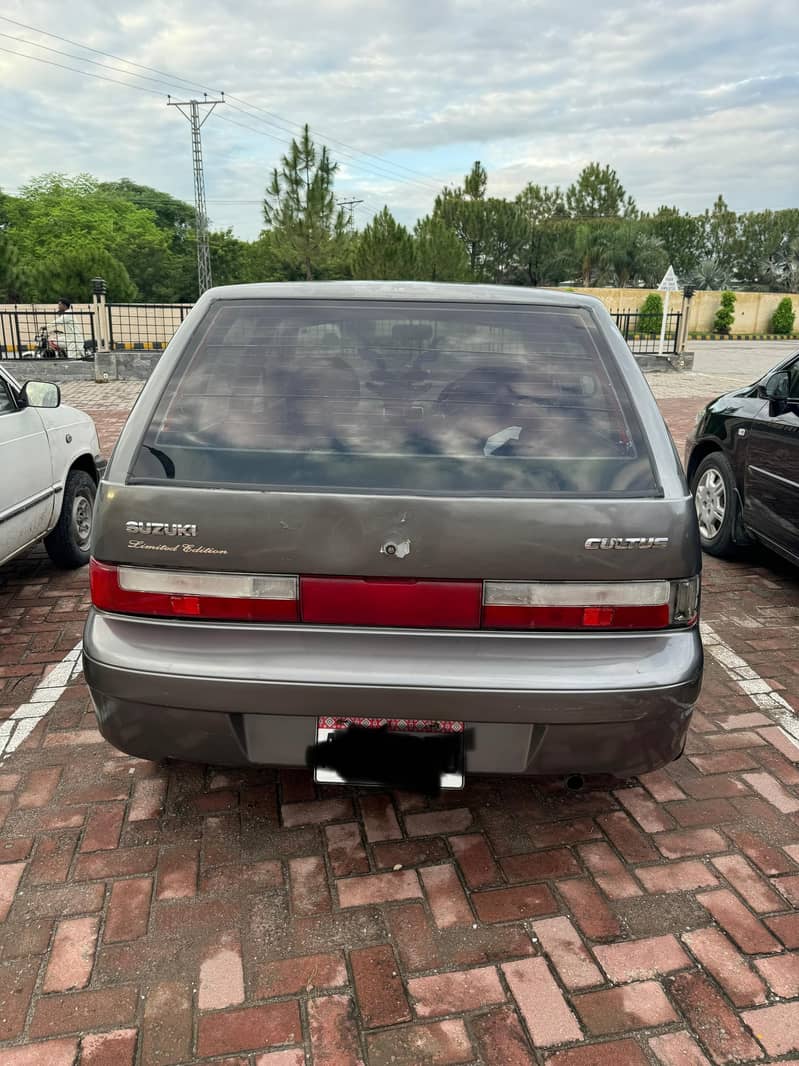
top-left (0, 380), bottom-right (798, 1065)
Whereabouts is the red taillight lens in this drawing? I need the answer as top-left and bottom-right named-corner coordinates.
top-left (90, 560), bottom-right (298, 622)
top-left (482, 602), bottom-right (671, 630)
top-left (300, 576), bottom-right (482, 628)
top-left (482, 580), bottom-right (694, 631)
top-left (90, 563), bottom-right (699, 633)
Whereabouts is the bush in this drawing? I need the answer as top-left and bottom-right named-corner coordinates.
top-left (771, 297), bottom-right (796, 335)
top-left (713, 290), bottom-right (736, 334)
top-left (637, 293), bottom-right (663, 336)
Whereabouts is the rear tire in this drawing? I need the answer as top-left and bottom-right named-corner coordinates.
top-left (690, 451), bottom-right (741, 558)
top-left (44, 469), bottom-right (96, 569)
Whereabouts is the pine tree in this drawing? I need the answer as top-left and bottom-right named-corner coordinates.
top-left (352, 208), bottom-right (414, 280)
top-left (413, 217), bottom-right (470, 282)
top-left (263, 125), bottom-right (346, 281)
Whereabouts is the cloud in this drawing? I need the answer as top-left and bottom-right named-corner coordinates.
top-left (0, 0), bottom-right (796, 239)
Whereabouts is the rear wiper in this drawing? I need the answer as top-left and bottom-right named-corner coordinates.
top-left (144, 446), bottom-right (176, 479)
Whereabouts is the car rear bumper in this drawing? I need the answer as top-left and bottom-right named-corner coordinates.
top-left (83, 610), bottom-right (703, 777)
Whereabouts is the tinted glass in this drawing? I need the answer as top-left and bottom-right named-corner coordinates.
top-left (787, 357), bottom-right (799, 399)
top-left (0, 378), bottom-right (16, 415)
top-left (130, 300), bottom-right (658, 496)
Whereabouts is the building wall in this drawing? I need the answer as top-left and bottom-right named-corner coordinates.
top-left (568, 288), bottom-right (799, 334)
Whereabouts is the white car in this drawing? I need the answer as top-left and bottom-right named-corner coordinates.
top-left (0, 366), bottom-right (104, 569)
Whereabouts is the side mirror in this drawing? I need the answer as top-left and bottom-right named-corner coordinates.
top-left (758, 371), bottom-right (790, 402)
top-left (21, 380), bottom-right (61, 409)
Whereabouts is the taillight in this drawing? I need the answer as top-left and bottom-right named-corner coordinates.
top-left (300, 576), bottom-right (481, 628)
top-left (482, 578), bottom-right (699, 631)
top-left (90, 561), bottom-right (699, 633)
top-left (89, 560), bottom-right (298, 622)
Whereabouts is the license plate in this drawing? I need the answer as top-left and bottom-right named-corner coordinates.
top-left (312, 716), bottom-right (465, 790)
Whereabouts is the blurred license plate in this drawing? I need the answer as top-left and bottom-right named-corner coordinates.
top-left (313, 717), bottom-right (465, 789)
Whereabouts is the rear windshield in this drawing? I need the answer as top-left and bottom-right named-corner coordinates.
top-left (129, 300), bottom-right (658, 496)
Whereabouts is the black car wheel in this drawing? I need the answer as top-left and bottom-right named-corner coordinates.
top-left (44, 469), bottom-right (96, 569)
top-left (691, 451), bottom-right (740, 557)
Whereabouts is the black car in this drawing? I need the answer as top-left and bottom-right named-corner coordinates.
top-left (685, 351), bottom-right (799, 564)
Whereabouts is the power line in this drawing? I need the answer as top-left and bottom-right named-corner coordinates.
top-left (215, 109), bottom-right (439, 194)
top-left (223, 97), bottom-right (445, 189)
top-left (0, 44), bottom-right (165, 96)
top-left (216, 113), bottom-right (413, 196)
top-left (0, 14), bottom-right (446, 190)
top-left (0, 30), bottom-right (192, 94)
top-left (0, 28), bottom-right (410, 232)
top-left (0, 15), bottom-right (209, 94)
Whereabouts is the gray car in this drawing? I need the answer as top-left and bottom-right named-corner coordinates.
top-left (83, 282), bottom-right (702, 786)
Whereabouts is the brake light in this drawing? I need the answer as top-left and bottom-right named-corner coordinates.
top-left (300, 576), bottom-right (481, 628)
top-left (482, 579), bottom-right (698, 631)
top-left (89, 560), bottom-right (298, 622)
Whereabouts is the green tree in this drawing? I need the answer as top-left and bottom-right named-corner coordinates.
top-left (688, 257), bottom-right (733, 291)
top-left (566, 163), bottom-right (637, 219)
top-left (571, 222), bottom-right (613, 286)
top-left (433, 161), bottom-right (494, 279)
top-left (515, 184), bottom-right (570, 286)
top-left (412, 216), bottom-right (470, 282)
top-left (48, 247), bottom-right (136, 302)
top-left (516, 183), bottom-right (568, 224)
top-left (207, 229), bottom-right (258, 287)
top-left (463, 160), bottom-right (488, 201)
top-left (352, 207), bottom-right (414, 279)
top-left (480, 199), bottom-right (528, 284)
top-left (263, 125), bottom-right (347, 281)
top-left (638, 293), bottom-right (664, 336)
top-left (601, 223), bottom-right (641, 287)
top-left (713, 290), bottom-right (736, 334)
top-left (99, 179), bottom-right (198, 299)
top-left (632, 234), bottom-right (670, 288)
top-left (248, 231), bottom-right (295, 282)
top-left (771, 297), bottom-right (796, 335)
top-left (6, 174), bottom-right (172, 301)
top-left (757, 219), bottom-right (799, 292)
top-left (702, 196), bottom-right (738, 273)
top-left (645, 206), bottom-right (704, 278)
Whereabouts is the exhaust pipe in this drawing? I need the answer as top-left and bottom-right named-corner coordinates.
top-left (565, 774), bottom-right (584, 791)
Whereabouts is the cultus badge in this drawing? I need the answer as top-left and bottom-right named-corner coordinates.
top-left (585, 537), bottom-right (669, 550)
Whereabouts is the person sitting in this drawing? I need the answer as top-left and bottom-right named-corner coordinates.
top-left (46, 298), bottom-right (85, 359)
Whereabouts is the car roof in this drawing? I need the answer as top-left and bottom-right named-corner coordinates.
top-left (200, 280), bottom-right (605, 310)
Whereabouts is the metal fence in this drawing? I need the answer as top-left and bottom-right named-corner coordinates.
top-left (107, 303), bottom-right (193, 350)
top-left (2, 301), bottom-right (684, 360)
top-left (0, 307), bottom-right (97, 359)
top-left (613, 310), bottom-right (682, 354)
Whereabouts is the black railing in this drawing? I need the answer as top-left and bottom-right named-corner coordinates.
top-left (613, 309), bottom-right (682, 354)
top-left (0, 307), bottom-right (97, 359)
top-left (107, 303), bottom-right (193, 350)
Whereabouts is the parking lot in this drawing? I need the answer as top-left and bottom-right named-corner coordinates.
top-left (1, 352), bottom-right (798, 1066)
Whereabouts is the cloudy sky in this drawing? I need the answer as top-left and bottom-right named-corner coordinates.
top-left (0, 1), bottom-right (797, 240)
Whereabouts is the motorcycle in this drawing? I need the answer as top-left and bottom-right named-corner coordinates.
top-left (22, 327), bottom-right (67, 360)
top-left (21, 327), bottom-right (97, 360)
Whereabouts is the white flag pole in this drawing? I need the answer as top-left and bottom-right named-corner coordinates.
top-left (658, 288), bottom-right (671, 359)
